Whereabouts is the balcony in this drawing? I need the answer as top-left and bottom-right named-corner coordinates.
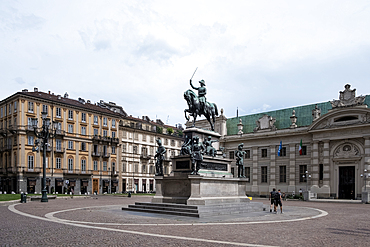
top-left (92, 151), bottom-right (101, 157)
top-left (102, 152), bottom-right (110, 158)
top-left (140, 154), bottom-right (151, 160)
top-left (54, 129), bottom-right (65, 136)
top-left (40, 146), bottom-right (52, 152)
top-left (54, 147), bottom-right (65, 153)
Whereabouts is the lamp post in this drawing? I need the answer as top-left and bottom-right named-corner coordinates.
top-left (360, 169), bottom-right (368, 192)
top-left (32, 111), bottom-right (58, 202)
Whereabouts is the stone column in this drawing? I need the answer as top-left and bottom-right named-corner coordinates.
top-left (311, 141), bottom-right (319, 186)
top-left (323, 140), bottom-right (330, 186)
top-left (363, 136), bottom-right (370, 191)
top-left (251, 147), bottom-right (258, 193)
top-left (288, 144), bottom-right (296, 193)
top-left (269, 145), bottom-right (276, 190)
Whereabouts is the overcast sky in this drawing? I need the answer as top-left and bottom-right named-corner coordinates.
top-left (1, 1), bottom-right (370, 126)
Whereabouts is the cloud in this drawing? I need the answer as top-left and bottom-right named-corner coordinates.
top-left (14, 77), bottom-right (25, 84)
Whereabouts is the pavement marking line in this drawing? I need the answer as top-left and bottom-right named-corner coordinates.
top-left (9, 204), bottom-right (277, 247)
top-left (44, 205), bottom-right (328, 226)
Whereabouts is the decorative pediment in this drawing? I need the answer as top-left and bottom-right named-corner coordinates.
top-left (333, 143), bottom-right (360, 159)
top-left (308, 107), bottom-right (370, 131)
top-left (330, 84), bottom-right (365, 108)
top-left (254, 115), bottom-right (276, 132)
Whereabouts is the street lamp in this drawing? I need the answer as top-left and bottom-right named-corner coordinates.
top-left (31, 111), bottom-right (58, 202)
top-left (303, 171), bottom-right (311, 191)
top-left (360, 169), bottom-right (368, 192)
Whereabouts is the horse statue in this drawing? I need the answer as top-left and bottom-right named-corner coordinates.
top-left (184, 89), bottom-right (218, 131)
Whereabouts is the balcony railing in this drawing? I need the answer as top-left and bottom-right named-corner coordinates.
top-left (102, 152), bottom-right (110, 158)
top-left (140, 154), bottom-right (151, 160)
top-left (54, 147), bottom-right (65, 153)
top-left (55, 129), bottom-right (65, 136)
top-left (92, 152), bottom-right (101, 157)
top-left (40, 146), bottom-right (52, 152)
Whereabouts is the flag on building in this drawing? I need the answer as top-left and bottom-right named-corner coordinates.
top-left (299, 139), bottom-right (303, 155)
top-left (278, 141), bottom-right (282, 156)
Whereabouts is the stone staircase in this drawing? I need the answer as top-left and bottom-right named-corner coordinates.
top-left (122, 202), bottom-right (266, 218)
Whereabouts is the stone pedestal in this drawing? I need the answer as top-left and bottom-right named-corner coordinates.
top-left (152, 173), bottom-right (249, 205)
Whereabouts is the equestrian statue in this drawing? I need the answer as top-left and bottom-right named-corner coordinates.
top-left (184, 69), bottom-right (218, 131)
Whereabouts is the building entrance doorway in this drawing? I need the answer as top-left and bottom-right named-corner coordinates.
top-left (93, 178), bottom-right (99, 194)
top-left (339, 166), bottom-right (355, 199)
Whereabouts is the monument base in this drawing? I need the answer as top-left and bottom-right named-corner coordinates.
top-left (152, 174), bottom-right (249, 205)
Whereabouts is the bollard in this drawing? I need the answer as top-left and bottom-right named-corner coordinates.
top-left (20, 193), bottom-right (24, 203)
top-left (128, 191), bottom-right (131, 198)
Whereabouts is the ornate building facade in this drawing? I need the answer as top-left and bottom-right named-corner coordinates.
top-left (0, 88), bottom-right (120, 194)
top-left (119, 116), bottom-right (183, 193)
top-left (192, 84), bottom-right (370, 199)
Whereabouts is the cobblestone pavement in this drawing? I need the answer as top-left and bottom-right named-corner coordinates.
top-left (1, 196), bottom-right (369, 246)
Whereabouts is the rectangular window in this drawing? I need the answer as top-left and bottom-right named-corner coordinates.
top-left (68, 124), bottom-right (73, 133)
top-left (93, 160), bottom-right (98, 171)
top-left (299, 165), bottom-right (308, 182)
top-left (56, 139), bottom-right (62, 151)
top-left (81, 126), bottom-right (86, 135)
top-left (245, 167), bottom-right (250, 183)
top-left (122, 143), bottom-right (126, 153)
top-left (81, 112), bottom-right (86, 122)
top-left (133, 145), bottom-right (138, 154)
top-left (112, 119), bottom-right (116, 128)
top-left (112, 146), bottom-right (116, 154)
top-left (301, 146), bottom-right (307, 155)
top-left (68, 158), bottom-right (73, 171)
top-left (81, 142), bottom-right (86, 151)
top-left (68, 141), bottom-right (73, 150)
top-left (14, 101), bottom-right (17, 112)
top-left (111, 131), bottom-right (116, 138)
top-left (0, 107), bottom-right (2, 117)
top-left (103, 117), bottom-right (107, 126)
top-left (28, 102), bottom-right (34, 113)
top-left (94, 116), bottom-right (98, 125)
top-left (68, 110), bottom-right (73, 120)
top-left (103, 145), bottom-right (108, 156)
top-left (229, 151), bottom-right (234, 159)
top-left (280, 147), bottom-right (286, 157)
top-left (103, 161), bottom-right (107, 171)
top-left (28, 136), bottom-right (34, 145)
top-left (319, 164), bottom-right (324, 181)
top-left (14, 117), bottom-right (17, 127)
top-left (261, 166), bottom-right (268, 183)
top-left (56, 107), bottom-right (61, 118)
top-left (56, 157), bottom-right (61, 169)
top-left (28, 155), bottom-right (34, 169)
top-left (103, 130), bottom-right (107, 137)
top-left (8, 103), bottom-right (11, 114)
top-left (81, 159), bottom-right (86, 172)
top-left (261, 149), bottom-right (268, 158)
top-left (134, 164), bottom-right (138, 173)
top-left (94, 128), bottom-right (98, 136)
top-left (279, 166), bottom-right (287, 183)
top-left (245, 150), bottom-right (251, 159)
top-left (42, 104), bottom-right (48, 114)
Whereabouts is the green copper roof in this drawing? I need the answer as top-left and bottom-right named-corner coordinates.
top-left (227, 95), bottom-right (370, 135)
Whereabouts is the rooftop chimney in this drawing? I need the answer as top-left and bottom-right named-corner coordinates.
top-left (22, 89), bottom-right (28, 92)
top-left (34, 87), bottom-right (38, 92)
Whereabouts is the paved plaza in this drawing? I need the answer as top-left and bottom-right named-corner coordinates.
top-left (0, 195), bottom-right (369, 246)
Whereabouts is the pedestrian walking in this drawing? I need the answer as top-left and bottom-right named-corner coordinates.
top-left (269, 188), bottom-right (277, 212)
top-left (274, 189), bottom-right (283, 214)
